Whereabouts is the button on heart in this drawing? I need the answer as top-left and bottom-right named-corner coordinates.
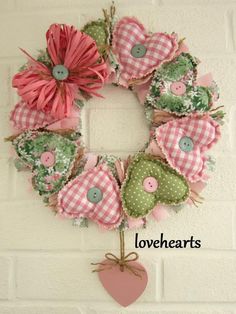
top-left (87, 187), bottom-right (103, 203)
top-left (179, 136), bottom-right (194, 152)
top-left (143, 176), bottom-right (159, 193)
top-left (170, 81), bottom-right (186, 96)
top-left (40, 151), bottom-right (55, 167)
top-left (113, 17), bottom-right (178, 86)
top-left (131, 44), bottom-right (147, 58)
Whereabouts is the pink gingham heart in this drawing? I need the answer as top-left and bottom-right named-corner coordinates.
top-left (156, 115), bottom-right (221, 182)
top-left (113, 17), bottom-right (178, 86)
top-left (10, 101), bottom-right (56, 130)
top-left (57, 164), bottom-right (122, 229)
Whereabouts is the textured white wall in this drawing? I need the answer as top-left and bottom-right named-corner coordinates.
top-left (0, 0), bottom-right (236, 313)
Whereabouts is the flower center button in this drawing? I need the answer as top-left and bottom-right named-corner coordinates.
top-left (52, 65), bottom-right (69, 81)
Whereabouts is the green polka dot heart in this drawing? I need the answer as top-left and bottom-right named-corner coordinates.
top-left (121, 153), bottom-right (190, 218)
top-left (13, 131), bottom-right (78, 196)
top-left (82, 19), bottom-right (108, 54)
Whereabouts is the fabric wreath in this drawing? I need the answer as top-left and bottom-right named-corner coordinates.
top-left (7, 5), bottom-right (224, 230)
top-left (5, 5), bottom-right (225, 307)
top-left (12, 24), bottom-right (108, 119)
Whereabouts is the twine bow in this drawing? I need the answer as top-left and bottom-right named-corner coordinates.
top-left (91, 230), bottom-right (144, 278)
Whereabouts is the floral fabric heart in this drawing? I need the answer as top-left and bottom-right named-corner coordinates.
top-left (121, 154), bottom-right (189, 218)
top-left (145, 52), bottom-right (215, 115)
top-left (156, 115), bottom-right (221, 182)
top-left (113, 17), bottom-right (178, 86)
top-left (58, 164), bottom-right (123, 229)
top-left (13, 131), bottom-right (78, 196)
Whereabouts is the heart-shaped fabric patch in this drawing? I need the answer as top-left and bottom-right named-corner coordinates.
top-left (10, 102), bottom-right (56, 130)
top-left (145, 53), bottom-right (215, 115)
top-left (121, 154), bottom-right (189, 218)
top-left (113, 17), bottom-right (178, 86)
top-left (13, 131), bottom-right (78, 196)
top-left (58, 164), bottom-right (123, 229)
top-left (98, 260), bottom-right (148, 307)
top-left (82, 19), bottom-right (108, 55)
top-left (156, 115), bottom-right (221, 182)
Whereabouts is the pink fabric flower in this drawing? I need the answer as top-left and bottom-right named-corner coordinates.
top-left (12, 24), bottom-right (108, 119)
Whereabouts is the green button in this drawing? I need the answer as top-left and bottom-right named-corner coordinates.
top-left (52, 65), bottom-right (69, 81)
top-left (131, 44), bottom-right (147, 58)
top-left (87, 187), bottom-right (103, 204)
top-left (179, 136), bottom-right (194, 152)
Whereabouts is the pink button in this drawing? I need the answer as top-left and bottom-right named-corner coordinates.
top-left (143, 177), bottom-right (159, 193)
top-left (40, 152), bottom-right (55, 167)
top-left (170, 81), bottom-right (186, 96)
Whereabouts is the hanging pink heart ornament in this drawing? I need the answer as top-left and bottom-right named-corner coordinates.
top-left (98, 260), bottom-right (148, 307)
top-left (93, 230), bottom-right (148, 307)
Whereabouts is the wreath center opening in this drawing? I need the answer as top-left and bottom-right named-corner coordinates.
top-left (81, 85), bottom-right (150, 157)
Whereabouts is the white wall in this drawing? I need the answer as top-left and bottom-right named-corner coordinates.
top-left (0, 0), bottom-right (236, 313)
